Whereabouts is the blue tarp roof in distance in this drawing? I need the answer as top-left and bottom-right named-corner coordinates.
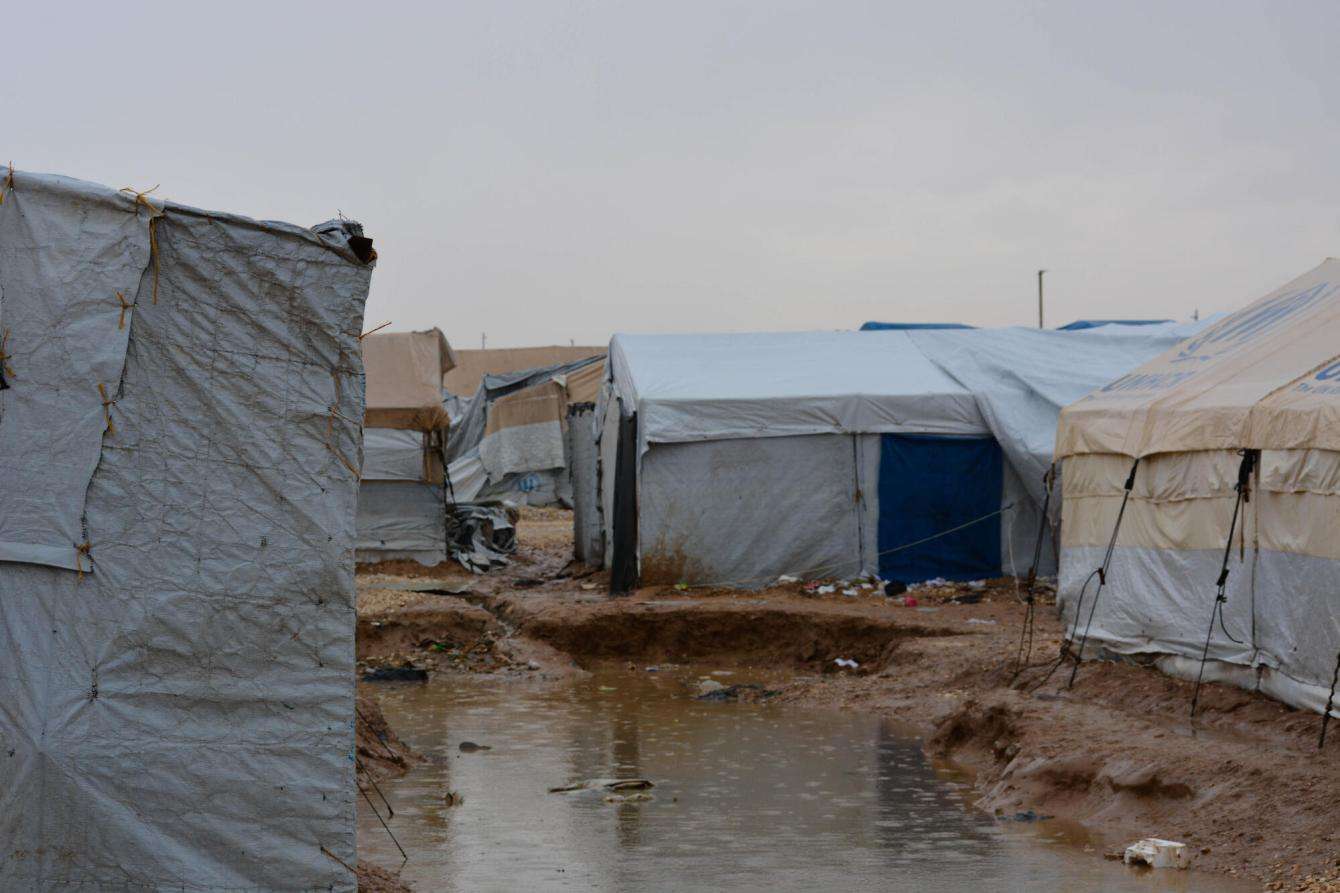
top-left (1057, 319), bottom-right (1171, 331)
top-left (859, 321), bottom-right (975, 331)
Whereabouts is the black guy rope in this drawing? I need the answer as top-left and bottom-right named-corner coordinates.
top-left (1065, 457), bottom-right (1140, 689)
top-left (1013, 464), bottom-right (1055, 679)
top-left (1190, 449), bottom-right (1257, 720)
top-left (1318, 651), bottom-right (1340, 751)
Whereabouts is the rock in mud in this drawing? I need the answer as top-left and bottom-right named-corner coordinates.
top-left (695, 683), bottom-right (781, 703)
top-left (459, 741), bottom-right (492, 753)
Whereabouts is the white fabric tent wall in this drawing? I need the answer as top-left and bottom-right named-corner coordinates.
top-left (0, 171), bottom-right (372, 890)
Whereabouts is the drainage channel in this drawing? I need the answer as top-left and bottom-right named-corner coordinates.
top-left (358, 668), bottom-right (1253, 892)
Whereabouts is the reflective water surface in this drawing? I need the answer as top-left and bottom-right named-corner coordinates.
top-left (359, 669), bottom-right (1249, 892)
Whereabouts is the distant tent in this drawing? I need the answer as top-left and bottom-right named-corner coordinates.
top-left (586, 326), bottom-right (1203, 590)
top-left (444, 345), bottom-right (605, 396)
top-left (859, 321), bottom-right (975, 331)
top-left (444, 355), bottom-right (605, 510)
top-left (358, 328), bottom-right (456, 566)
top-left (1057, 319), bottom-right (1171, 331)
top-left (1055, 260), bottom-right (1340, 716)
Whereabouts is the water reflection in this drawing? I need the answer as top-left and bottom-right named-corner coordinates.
top-left (359, 669), bottom-right (1249, 892)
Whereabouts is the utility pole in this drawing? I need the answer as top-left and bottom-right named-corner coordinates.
top-left (1037, 269), bottom-right (1046, 329)
top-left (481, 332), bottom-right (487, 349)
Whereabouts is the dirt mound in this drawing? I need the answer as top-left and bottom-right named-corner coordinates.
top-left (356, 694), bottom-right (420, 782)
top-left (358, 602), bottom-right (498, 661)
top-left (515, 602), bottom-right (960, 671)
top-left (356, 861), bottom-right (412, 892)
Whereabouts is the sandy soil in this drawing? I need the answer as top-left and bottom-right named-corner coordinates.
top-left (355, 507), bottom-right (1340, 892)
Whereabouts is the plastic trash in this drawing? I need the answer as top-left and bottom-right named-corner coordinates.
top-left (965, 618), bottom-right (997, 625)
top-left (842, 588), bottom-right (858, 596)
top-left (777, 574), bottom-right (800, 584)
top-left (817, 585), bottom-right (836, 594)
top-left (834, 658), bottom-right (859, 669)
top-left (1123, 839), bottom-right (1189, 870)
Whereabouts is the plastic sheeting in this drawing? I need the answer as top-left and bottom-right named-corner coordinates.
top-left (0, 170), bottom-right (373, 890)
top-left (363, 427), bottom-right (430, 481)
top-left (356, 480), bottom-right (447, 563)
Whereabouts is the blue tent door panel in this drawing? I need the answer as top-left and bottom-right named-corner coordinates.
top-left (877, 434), bottom-right (1002, 582)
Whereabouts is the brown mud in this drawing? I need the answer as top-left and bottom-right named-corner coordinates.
top-left (355, 508), bottom-right (1340, 892)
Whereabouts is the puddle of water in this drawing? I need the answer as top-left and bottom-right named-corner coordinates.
top-left (359, 670), bottom-right (1252, 892)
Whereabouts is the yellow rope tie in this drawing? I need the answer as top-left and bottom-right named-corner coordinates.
top-left (357, 320), bottom-right (392, 341)
top-left (0, 162), bottom-right (13, 205)
top-left (119, 185), bottom-right (163, 304)
top-left (114, 291), bottom-right (133, 330)
top-left (97, 383), bottom-right (117, 437)
top-left (74, 541), bottom-right (92, 580)
top-left (0, 328), bottom-right (13, 379)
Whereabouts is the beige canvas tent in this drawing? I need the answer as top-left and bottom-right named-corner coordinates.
top-left (444, 345), bottom-right (604, 396)
top-left (1055, 259), bottom-right (1340, 715)
top-left (358, 328), bottom-right (457, 563)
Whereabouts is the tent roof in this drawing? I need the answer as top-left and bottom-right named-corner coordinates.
top-left (363, 328), bottom-right (457, 427)
top-left (607, 330), bottom-right (987, 444)
top-left (1057, 259), bottom-right (1340, 459)
top-left (1057, 319), bottom-right (1171, 331)
top-left (444, 345), bottom-right (605, 396)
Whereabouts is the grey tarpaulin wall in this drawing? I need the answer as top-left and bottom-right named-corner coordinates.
top-left (566, 403), bottom-right (603, 565)
top-left (0, 170), bottom-right (373, 890)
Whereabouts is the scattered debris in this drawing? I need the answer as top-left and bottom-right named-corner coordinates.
top-left (443, 791), bottom-right (464, 807)
top-left (696, 679), bottom-right (726, 697)
top-left (834, 658), bottom-right (860, 669)
top-left (883, 580), bottom-right (908, 597)
top-left (1124, 838), bottom-right (1190, 870)
top-left (362, 666), bottom-right (429, 683)
top-left (777, 574), bottom-right (800, 584)
top-left (817, 585), bottom-right (836, 594)
top-left (965, 618), bottom-right (997, 626)
top-left (604, 791), bottom-right (653, 804)
top-left (998, 809), bottom-right (1052, 823)
top-left (459, 741), bottom-right (492, 753)
top-left (549, 778), bottom-right (655, 794)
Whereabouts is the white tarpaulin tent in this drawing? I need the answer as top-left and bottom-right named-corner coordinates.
top-left (0, 169), bottom-right (374, 889)
top-left (1056, 260), bottom-right (1340, 715)
top-left (595, 327), bottom-right (1206, 589)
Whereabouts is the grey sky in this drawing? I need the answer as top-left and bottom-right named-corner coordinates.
top-left (5, 1), bottom-right (1338, 346)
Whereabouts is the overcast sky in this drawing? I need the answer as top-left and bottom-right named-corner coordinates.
top-left (5, 2), bottom-right (1338, 346)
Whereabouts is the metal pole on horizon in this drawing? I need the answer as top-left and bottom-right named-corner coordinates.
top-left (1037, 269), bottom-right (1046, 329)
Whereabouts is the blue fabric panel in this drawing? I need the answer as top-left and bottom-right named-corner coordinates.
top-left (877, 434), bottom-right (1002, 582)
top-left (859, 321), bottom-right (974, 331)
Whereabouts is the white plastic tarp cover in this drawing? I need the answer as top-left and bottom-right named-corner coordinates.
top-left (0, 171), bottom-right (372, 890)
top-left (364, 427), bottom-right (427, 481)
top-left (606, 331), bottom-right (988, 448)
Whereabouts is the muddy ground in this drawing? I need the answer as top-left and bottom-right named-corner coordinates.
top-left (356, 507), bottom-right (1340, 892)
